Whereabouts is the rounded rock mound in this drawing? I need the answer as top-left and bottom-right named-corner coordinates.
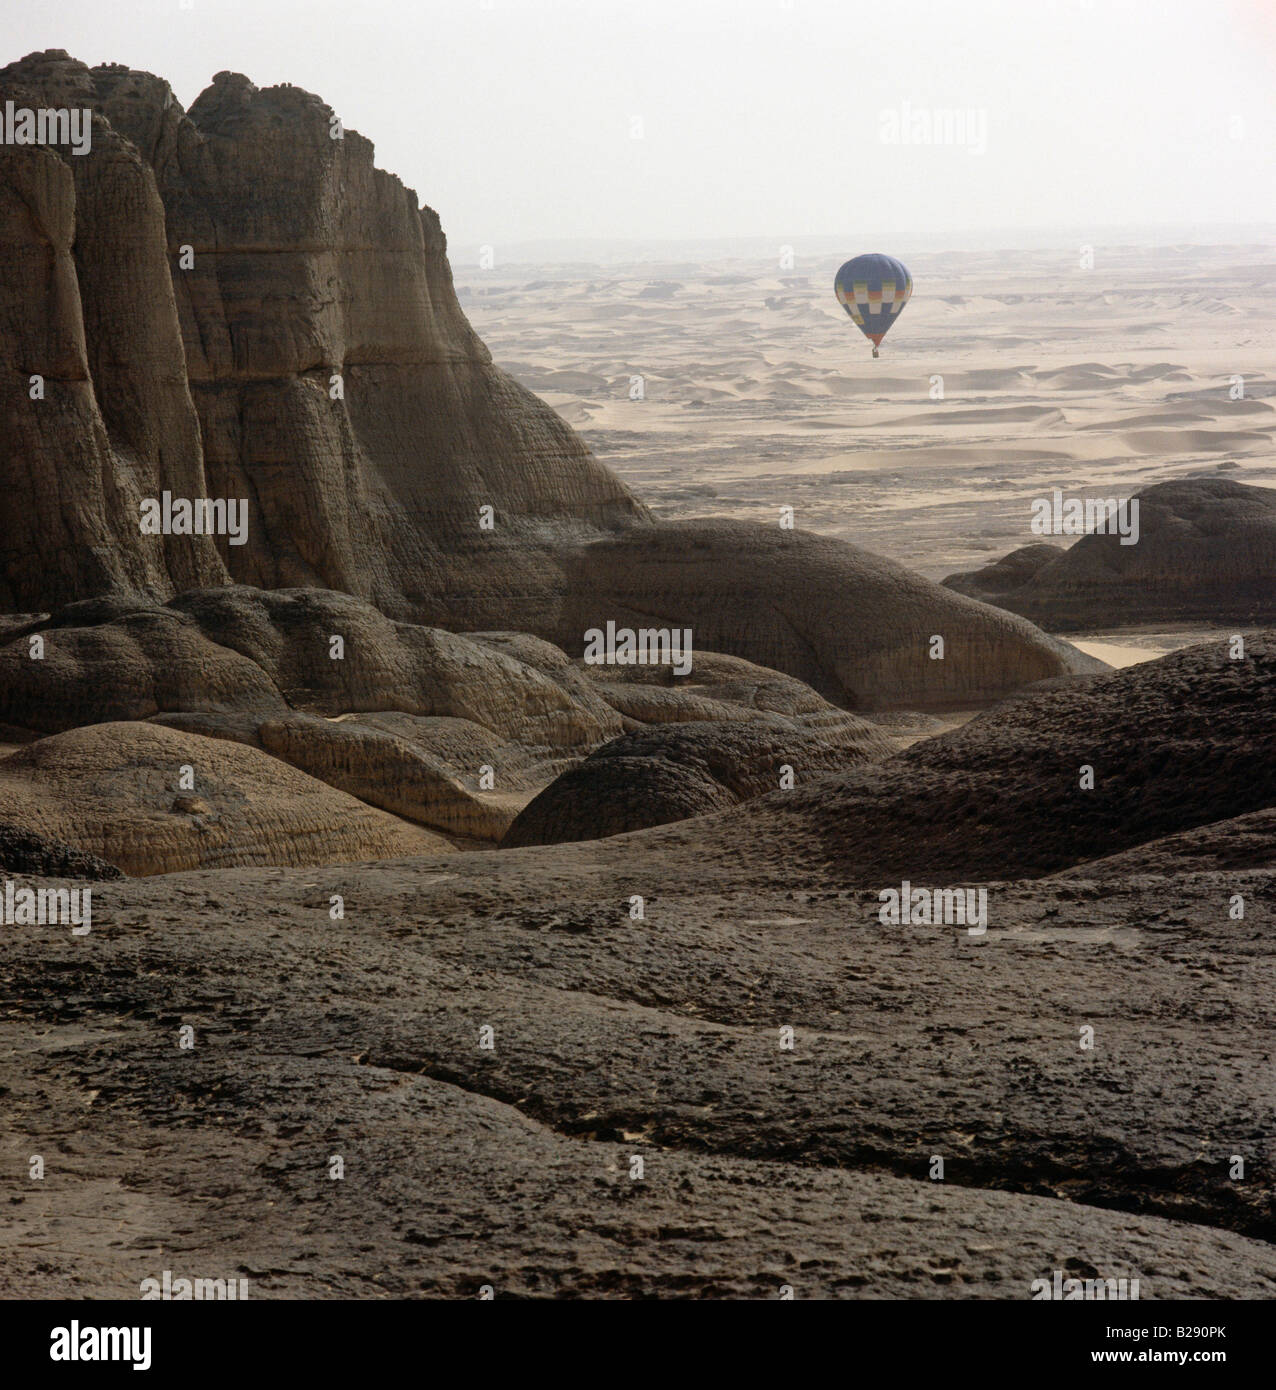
top-left (502, 716), bottom-right (894, 847)
top-left (942, 543), bottom-right (1065, 602)
top-left (941, 479), bottom-right (1276, 631)
top-left (0, 722), bottom-right (453, 875)
top-left (695, 629), bottom-right (1276, 883)
top-left (559, 519), bottom-right (1104, 709)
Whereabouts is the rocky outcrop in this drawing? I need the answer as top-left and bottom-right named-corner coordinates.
top-left (0, 721), bottom-right (451, 874)
top-left (558, 521), bottom-right (1105, 709)
top-left (942, 480), bottom-right (1276, 631)
top-left (0, 57), bottom-right (228, 611)
top-left (511, 624), bottom-right (1276, 860)
top-left (151, 707), bottom-right (575, 843)
top-left (0, 586), bottom-right (623, 745)
top-left (3, 586), bottom-right (920, 846)
top-left (254, 713), bottom-right (527, 842)
top-left (704, 631), bottom-right (1276, 882)
top-left (942, 543), bottom-right (1065, 603)
top-left (503, 716), bottom-right (894, 847)
top-left (5, 812), bottom-right (1273, 1294)
top-left (580, 648), bottom-right (876, 726)
top-left (0, 599), bottom-right (288, 734)
top-left (1050, 806), bottom-right (1276, 878)
top-left (0, 587), bottom-right (626, 844)
top-left (0, 822), bottom-right (124, 878)
top-left (0, 50), bottom-right (645, 623)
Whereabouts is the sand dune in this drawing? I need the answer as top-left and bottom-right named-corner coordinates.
top-left (878, 405), bottom-right (1066, 428)
top-left (1117, 428), bottom-right (1270, 454)
top-left (1077, 399), bottom-right (1273, 429)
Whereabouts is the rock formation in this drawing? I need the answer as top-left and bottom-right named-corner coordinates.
top-left (942, 543), bottom-right (1064, 603)
top-left (503, 716), bottom-right (893, 847)
top-left (695, 631), bottom-right (1276, 882)
top-left (1, 585), bottom-right (913, 849)
top-left (5, 632), bottom-right (1274, 1292)
top-left (1050, 805), bottom-right (1276, 877)
top-left (0, 721), bottom-right (450, 875)
top-left (0, 50), bottom-right (645, 625)
top-left (0, 55), bottom-right (229, 611)
top-left (942, 479), bottom-right (1276, 631)
top-left (557, 520), bottom-right (1105, 708)
top-left (4, 50), bottom-right (1271, 1300)
top-left (0, 586), bottom-right (622, 743)
top-left (0, 822), bottom-right (124, 878)
top-left (509, 630), bottom-right (1276, 861)
top-left (0, 586), bottom-right (623, 847)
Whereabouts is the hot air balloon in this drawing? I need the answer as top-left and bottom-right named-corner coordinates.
top-left (834, 253), bottom-right (912, 357)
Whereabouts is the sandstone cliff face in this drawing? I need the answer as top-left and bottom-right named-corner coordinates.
top-left (0, 51), bottom-right (646, 622)
top-left (0, 53), bottom-right (227, 610)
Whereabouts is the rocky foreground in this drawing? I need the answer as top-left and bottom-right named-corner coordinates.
top-left (2, 636), bottom-right (1272, 1298)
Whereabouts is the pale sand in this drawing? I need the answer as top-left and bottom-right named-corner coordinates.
top-left (1070, 625), bottom-right (1236, 668)
top-left (458, 242), bottom-right (1276, 585)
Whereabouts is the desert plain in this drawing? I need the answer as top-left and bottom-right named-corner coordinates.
top-left (461, 238), bottom-right (1276, 666)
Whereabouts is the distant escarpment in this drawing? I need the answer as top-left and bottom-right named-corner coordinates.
top-left (0, 50), bottom-right (1097, 712)
top-left (943, 480), bottom-right (1276, 631)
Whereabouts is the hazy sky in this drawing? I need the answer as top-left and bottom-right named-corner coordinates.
top-left (8, 0), bottom-right (1276, 248)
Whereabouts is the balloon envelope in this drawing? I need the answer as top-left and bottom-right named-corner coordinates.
top-left (834, 253), bottom-right (912, 349)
